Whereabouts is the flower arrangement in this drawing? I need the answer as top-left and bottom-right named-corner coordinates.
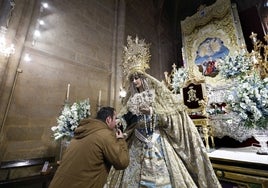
top-left (216, 49), bottom-right (268, 128)
top-left (51, 98), bottom-right (91, 140)
top-left (218, 52), bottom-right (253, 79)
top-left (171, 66), bottom-right (188, 93)
top-left (225, 73), bottom-right (268, 128)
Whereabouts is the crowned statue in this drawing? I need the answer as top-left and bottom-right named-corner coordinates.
top-left (106, 35), bottom-right (221, 188)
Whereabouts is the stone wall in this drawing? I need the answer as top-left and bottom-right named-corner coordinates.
top-left (0, 0), bottom-right (120, 164)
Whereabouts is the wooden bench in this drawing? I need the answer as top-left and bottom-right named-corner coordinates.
top-left (0, 156), bottom-right (56, 188)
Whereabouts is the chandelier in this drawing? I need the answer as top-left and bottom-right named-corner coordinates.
top-left (0, 26), bottom-right (15, 57)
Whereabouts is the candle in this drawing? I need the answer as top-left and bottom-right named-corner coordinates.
top-left (66, 83), bottom-right (70, 101)
top-left (98, 90), bottom-right (102, 106)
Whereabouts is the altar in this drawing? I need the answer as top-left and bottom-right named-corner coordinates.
top-left (176, 0), bottom-right (268, 185)
top-left (206, 84), bottom-right (256, 143)
top-left (208, 147), bottom-right (268, 188)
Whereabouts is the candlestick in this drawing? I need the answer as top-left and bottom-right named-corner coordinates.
top-left (66, 83), bottom-right (70, 102)
top-left (98, 90), bottom-right (102, 107)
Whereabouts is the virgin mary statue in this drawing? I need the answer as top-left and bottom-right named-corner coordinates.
top-left (106, 35), bottom-right (221, 188)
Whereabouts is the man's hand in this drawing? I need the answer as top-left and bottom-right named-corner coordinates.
top-left (115, 129), bottom-right (125, 139)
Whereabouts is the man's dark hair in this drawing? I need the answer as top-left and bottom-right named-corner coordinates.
top-left (96, 106), bottom-right (115, 122)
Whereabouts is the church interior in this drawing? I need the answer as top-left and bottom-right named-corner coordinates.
top-left (0, 0), bottom-right (268, 187)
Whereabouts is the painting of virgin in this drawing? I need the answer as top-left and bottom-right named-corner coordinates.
top-left (195, 37), bottom-right (229, 77)
top-left (180, 0), bottom-right (245, 86)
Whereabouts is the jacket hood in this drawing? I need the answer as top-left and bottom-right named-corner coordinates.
top-left (74, 118), bottom-right (108, 139)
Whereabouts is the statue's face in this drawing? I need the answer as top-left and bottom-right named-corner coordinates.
top-left (130, 74), bottom-right (143, 89)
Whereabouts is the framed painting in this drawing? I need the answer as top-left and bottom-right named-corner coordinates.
top-left (180, 0), bottom-right (245, 86)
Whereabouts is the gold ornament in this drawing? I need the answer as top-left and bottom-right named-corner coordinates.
top-left (122, 35), bottom-right (151, 78)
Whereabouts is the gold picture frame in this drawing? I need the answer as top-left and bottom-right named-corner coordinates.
top-left (180, 0), bottom-right (245, 86)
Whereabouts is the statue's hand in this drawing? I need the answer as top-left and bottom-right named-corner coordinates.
top-left (139, 105), bottom-right (151, 115)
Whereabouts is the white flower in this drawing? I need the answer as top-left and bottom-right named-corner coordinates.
top-left (51, 126), bottom-right (58, 132)
top-left (51, 98), bottom-right (91, 140)
top-left (226, 119), bottom-right (233, 124)
top-left (240, 103), bottom-right (247, 110)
